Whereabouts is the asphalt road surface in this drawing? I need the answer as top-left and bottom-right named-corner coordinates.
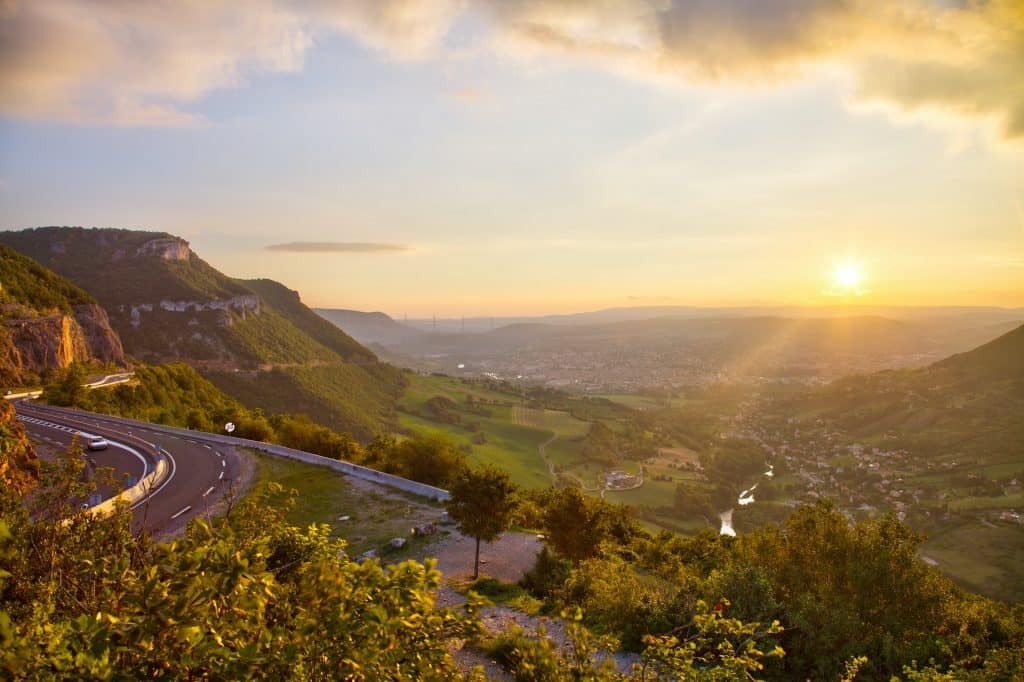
top-left (16, 404), bottom-right (243, 536)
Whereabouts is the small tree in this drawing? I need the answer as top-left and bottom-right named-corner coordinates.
top-left (445, 465), bottom-right (519, 579)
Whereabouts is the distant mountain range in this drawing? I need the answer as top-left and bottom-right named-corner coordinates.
top-left (395, 304), bottom-right (1024, 333)
top-left (316, 305), bottom-right (1023, 381)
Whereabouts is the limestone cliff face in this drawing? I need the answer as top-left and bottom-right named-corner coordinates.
top-left (0, 303), bottom-right (126, 384)
top-left (3, 313), bottom-right (90, 372)
top-left (0, 399), bottom-right (38, 494)
top-left (132, 236), bottom-right (190, 261)
top-left (73, 303), bottom-right (126, 365)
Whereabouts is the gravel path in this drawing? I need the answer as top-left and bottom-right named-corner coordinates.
top-left (424, 531), bottom-right (640, 678)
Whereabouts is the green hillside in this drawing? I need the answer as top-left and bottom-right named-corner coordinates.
top-left (0, 245), bottom-right (94, 313)
top-left (801, 323), bottom-right (1024, 466)
top-left (241, 279), bottom-right (375, 363)
top-left (204, 363), bottom-right (407, 442)
top-left (0, 227), bottom-right (249, 306)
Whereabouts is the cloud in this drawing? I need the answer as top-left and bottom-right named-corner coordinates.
top-left (265, 241), bottom-right (411, 253)
top-left (476, 0), bottom-right (1024, 140)
top-left (0, 0), bottom-right (313, 126)
top-left (1, 0), bottom-right (1022, 138)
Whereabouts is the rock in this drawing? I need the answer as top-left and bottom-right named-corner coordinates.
top-left (359, 549), bottom-right (378, 561)
top-left (73, 304), bottom-right (126, 366)
top-left (412, 522), bottom-right (436, 537)
top-left (337, 515), bottom-right (350, 522)
top-left (389, 537), bottom-right (407, 550)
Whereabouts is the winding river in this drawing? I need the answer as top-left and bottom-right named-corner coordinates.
top-left (719, 464), bottom-right (774, 536)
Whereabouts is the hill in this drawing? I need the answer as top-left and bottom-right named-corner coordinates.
top-left (315, 308), bottom-right (426, 347)
top-left (244, 281), bottom-right (374, 363)
top-left (0, 227), bottom-right (401, 437)
top-left (803, 322), bottom-right (1024, 465)
top-left (766, 324), bottom-right (1024, 599)
top-left (934, 322), bottom-right (1024, 378)
top-left (0, 245), bottom-right (125, 385)
top-left (0, 227), bottom-right (342, 367)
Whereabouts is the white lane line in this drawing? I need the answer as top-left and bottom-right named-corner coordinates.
top-left (218, 471), bottom-right (224, 480)
top-left (220, 460), bottom-right (225, 468)
top-left (170, 506), bottom-right (191, 520)
top-left (203, 486), bottom-right (215, 497)
top-left (202, 444), bottom-right (211, 450)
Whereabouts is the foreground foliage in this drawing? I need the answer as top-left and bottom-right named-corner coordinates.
top-left (0, 470), bottom-right (481, 680)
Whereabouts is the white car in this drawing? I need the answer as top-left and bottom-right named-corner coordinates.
top-left (87, 437), bottom-right (109, 451)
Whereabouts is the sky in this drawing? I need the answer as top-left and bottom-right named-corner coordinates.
top-left (1, 1), bottom-right (1022, 317)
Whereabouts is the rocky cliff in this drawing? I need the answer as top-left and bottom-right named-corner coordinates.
top-left (0, 304), bottom-right (126, 384)
top-left (0, 399), bottom-right (38, 494)
top-left (0, 243), bottom-right (127, 384)
top-left (73, 303), bottom-right (127, 365)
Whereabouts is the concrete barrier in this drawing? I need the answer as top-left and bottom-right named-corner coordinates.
top-left (88, 457), bottom-right (167, 516)
top-left (24, 403), bottom-right (451, 502)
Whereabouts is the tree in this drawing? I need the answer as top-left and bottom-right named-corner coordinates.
top-left (445, 465), bottom-right (519, 579)
top-left (40, 363), bottom-right (88, 407)
top-left (384, 433), bottom-right (467, 486)
top-left (543, 487), bottom-right (615, 563)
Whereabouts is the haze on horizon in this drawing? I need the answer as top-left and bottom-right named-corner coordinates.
top-left (1, 1), bottom-right (1022, 317)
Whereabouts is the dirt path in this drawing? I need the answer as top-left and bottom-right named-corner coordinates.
top-left (425, 530), bottom-right (640, 678)
top-left (537, 432), bottom-right (558, 484)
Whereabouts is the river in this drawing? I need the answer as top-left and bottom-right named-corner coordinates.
top-left (719, 464), bottom-right (774, 536)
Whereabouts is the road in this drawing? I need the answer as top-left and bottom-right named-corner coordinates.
top-left (15, 402), bottom-right (244, 536)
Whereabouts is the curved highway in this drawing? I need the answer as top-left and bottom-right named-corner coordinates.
top-left (15, 402), bottom-right (243, 536)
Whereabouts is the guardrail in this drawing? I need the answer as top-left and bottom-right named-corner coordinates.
top-left (17, 403), bottom-right (173, 517)
top-left (23, 403), bottom-right (451, 502)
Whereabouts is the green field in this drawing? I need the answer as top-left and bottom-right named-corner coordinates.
top-left (252, 452), bottom-right (443, 558)
top-left (397, 377), bottom-right (721, 527)
top-left (397, 374), bottom-right (596, 490)
top-left (921, 520), bottom-right (1024, 603)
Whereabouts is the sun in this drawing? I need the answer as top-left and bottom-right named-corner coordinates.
top-left (833, 262), bottom-right (863, 291)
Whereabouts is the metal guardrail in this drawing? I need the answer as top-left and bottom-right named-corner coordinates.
top-left (24, 403), bottom-right (451, 502)
top-left (17, 403), bottom-right (173, 516)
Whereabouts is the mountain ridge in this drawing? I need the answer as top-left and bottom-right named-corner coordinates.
top-left (0, 227), bottom-right (402, 437)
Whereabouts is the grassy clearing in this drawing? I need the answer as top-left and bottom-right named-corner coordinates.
top-left (922, 520), bottom-right (1024, 603)
top-left (606, 474), bottom-right (677, 510)
top-left (251, 452), bottom-right (444, 558)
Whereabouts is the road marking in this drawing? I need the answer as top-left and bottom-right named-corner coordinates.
top-left (170, 506), bottom-right (191, 520)
top-left (220, 460), bottom-right (225, 468)
top-left (218, 471), bottom-right (224, 480)
top-left (203, 486), bottom-right (215, 497)
top-left (202, 444), bottom-right (211, 450)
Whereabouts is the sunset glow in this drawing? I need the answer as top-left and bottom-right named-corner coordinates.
top-left (834, 263), bottom-right (864, 292)
top-left (0, 2), bottom-right (1022, 314)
